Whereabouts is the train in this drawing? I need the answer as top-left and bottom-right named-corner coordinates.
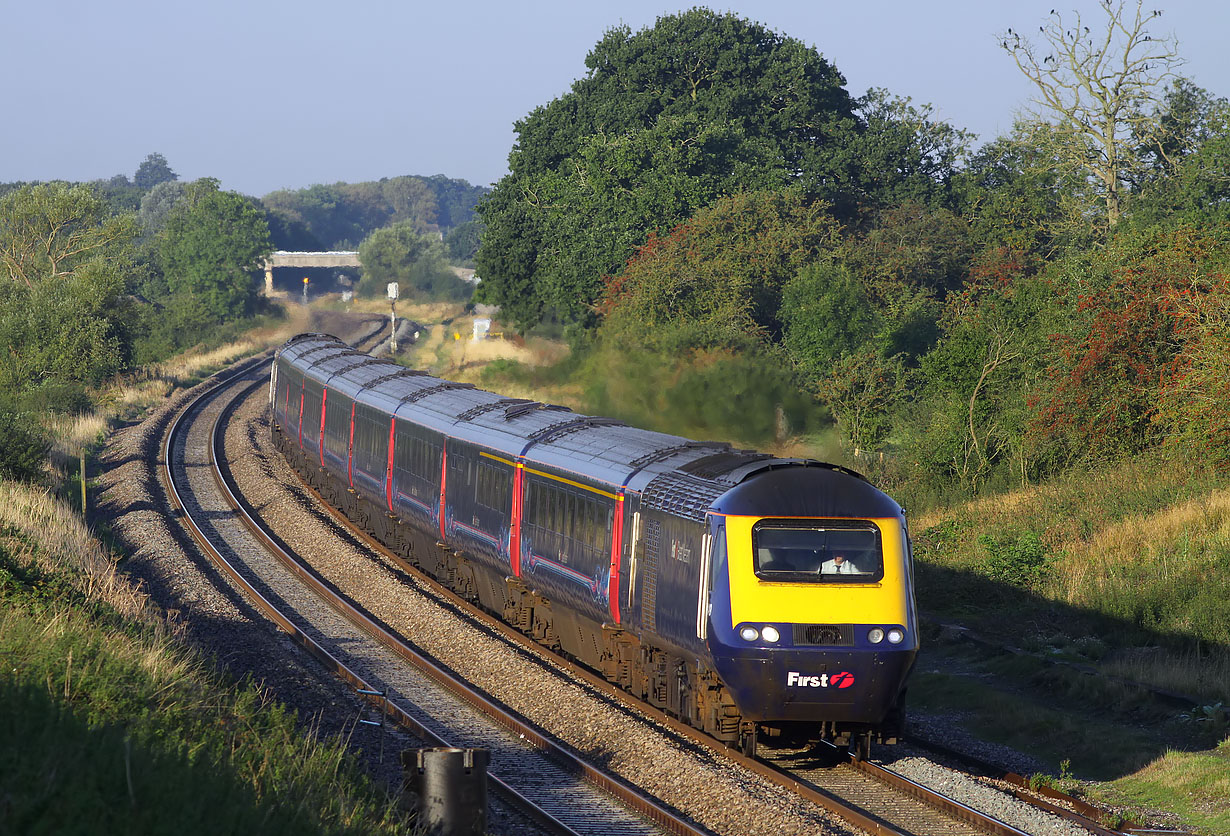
top-left (270, 333), bottom-right (917, 758)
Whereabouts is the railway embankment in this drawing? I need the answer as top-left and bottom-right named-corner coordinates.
top-left (0, 312), bottom-right (409, 834)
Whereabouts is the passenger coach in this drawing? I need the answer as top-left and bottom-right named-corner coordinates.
top-left (271, 333), bottom-right (917, 756)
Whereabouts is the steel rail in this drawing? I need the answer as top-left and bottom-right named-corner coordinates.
top-left (280, 430), bottom-right (1080, 836)
top-left (161, 359), bottom-right (585, 836)
top-left (164, 358), bottom-right (707, 836)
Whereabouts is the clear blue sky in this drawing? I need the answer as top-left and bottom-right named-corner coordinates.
top-left (3, 1), bottom-right (1227, 197)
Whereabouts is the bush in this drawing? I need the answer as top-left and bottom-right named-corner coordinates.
top-left (580, 337), bottom-right (824, 446)
top-left (978, 530), bottom-right (1050, 587)
top-left (0, 407), bottom-right (49, 482)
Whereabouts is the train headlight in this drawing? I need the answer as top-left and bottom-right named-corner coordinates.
top-left (762, 626), bottom-right (780, 643)
top-left (740, 626), bottom-right (760, 642)
top-left (868, 627), bottom-right (885, 644)
top-left (887, 628), bottom-right (905, 645)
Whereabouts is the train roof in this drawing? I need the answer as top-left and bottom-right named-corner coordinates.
top-left (276, 334), bottom-right (901, 521)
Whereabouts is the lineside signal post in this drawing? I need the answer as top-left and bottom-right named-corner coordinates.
top-left (302, 276), bottom-right (309, 305)
top-left (387, 282), bottom-right (399, 352)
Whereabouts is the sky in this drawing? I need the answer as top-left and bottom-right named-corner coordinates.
top-left (4, 1), bottom-right (1229, 198)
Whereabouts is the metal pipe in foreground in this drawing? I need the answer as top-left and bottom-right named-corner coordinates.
top-left (402, 747), bottom-right (489, 836)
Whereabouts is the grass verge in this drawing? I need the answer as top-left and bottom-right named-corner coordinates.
top-left (0, 475), bottom-right (406, 833)
top-left (1088, 739), bottom-right (1230, 835)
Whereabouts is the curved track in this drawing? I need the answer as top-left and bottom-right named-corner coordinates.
top-left (251, 356), bottom-right (1116, 835)
top-left (157, 334), bottom-right (1120, 836)
top-left (162, 354), bottom-right (699, 836)
top-left (284, 446), bottom-right (1102, 836)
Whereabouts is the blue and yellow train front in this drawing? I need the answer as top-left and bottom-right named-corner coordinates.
top-left (705, 467), bottom-right (918, 741)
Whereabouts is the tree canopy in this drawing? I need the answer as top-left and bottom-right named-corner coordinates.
top-left (158, 179), bottom-right (272, 323)
top-left (357, 222), bottom-right (470, 301)
top-left (261, 175), bottom-right (487, 250)
top-left (0, 183), bottom-right (138, 398)
top-left (475, 8), bottom-right (865, 331)
top-left (134, 152), bottom-right (178, 191)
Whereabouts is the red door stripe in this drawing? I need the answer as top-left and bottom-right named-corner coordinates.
top-left (319, 389), bottom-right (328, 467)
top-left (509, 463), bottom-right (524, 576)
top-left (347, 403), bottom-right (356, 489)
top-left (386, 416), bottom-right (396, 512)
top-left (608, 494), bottom-right (624, 625)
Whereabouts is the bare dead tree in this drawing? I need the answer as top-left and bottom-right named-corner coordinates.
top-left (1001, 1), bottom-right (1183, 227)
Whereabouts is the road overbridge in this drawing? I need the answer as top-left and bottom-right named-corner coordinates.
top-left (263, 250), bottom-right (361, 295)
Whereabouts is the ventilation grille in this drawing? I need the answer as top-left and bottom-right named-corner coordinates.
top-left (527, 416), bottom-right (625, 444)
top-left (679, 450), bottom-right (773, 480)
top-left (642, 519), bottom-right (660, 634)
top-left (793, 624), bottom-right (854, 646)
top-left (456, 398), bottom-right (534, 421)
top-left (641, 472), bottom-right (725, 521)
top-left (398, 381), bottom-right (475, 403)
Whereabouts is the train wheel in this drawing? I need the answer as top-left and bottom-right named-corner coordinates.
top-left (739, 723), bottom-right (758, 758)
top-left (849, 732), bottom-right (871, 761)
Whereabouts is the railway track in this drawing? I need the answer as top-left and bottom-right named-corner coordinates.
top-left (284, 434), bottom-right (1114, 836)
top-left (161, 349), bottom-right (706, 836)
top-left (238, 347), bottom-right (1128, 834)
top-left (150, 324), bottom-right (1129, 836)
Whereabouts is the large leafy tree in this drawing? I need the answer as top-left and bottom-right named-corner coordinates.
top-left (599, 190), bottom-right (844, 349)
top-left (849, 89), bottom-right (974, 212)
top-left (261, 176), bottom-right (487, 250)
top-left (1127, 80), bottom-right (1230, 227)
top-left (475, 8), bottom-right (860, 331)
top-left (483, 114), bottom-right (781, 328)
top-left (134, 152), bottom-right (178, 191)
top-left (0, 183), bottom-right (138, 397)
top-left (158, 179), bottom-right (272, 323)
top-left (954, 126), bottom-right (1091, 260)
top-left (357, 222), bottom-right (470, 301)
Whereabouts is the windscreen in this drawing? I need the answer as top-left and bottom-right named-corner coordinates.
top-left (752, 521), bottom-right (883, 582)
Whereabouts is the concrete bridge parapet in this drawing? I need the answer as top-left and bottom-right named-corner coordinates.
top-left (263, 250), bottom-right (362, 295)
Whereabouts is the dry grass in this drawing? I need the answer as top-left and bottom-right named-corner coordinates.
top-left (1103, 647), bottom-right (1230, 702)
top-left (912, 453), bottom-right (1230, 701)
top-left (43, 306), bottom-right (311, 477)
top-left (0, 481), bottom-right (153, 624)
top-left (1092, 738), bottom-right (1230, 836)
top-left (912, 483), bottom-right (1046, 532)
top-left (1058, 488), bottom-right (1230, 601)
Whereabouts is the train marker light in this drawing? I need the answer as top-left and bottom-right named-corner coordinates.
top-left (739, 626), bottom-right (760, 642)
top-left (762, 626), bottom-right (780, 643)
top-left (868, 628), bottom-right (885, 644)
top-left (887, 628), bottom-right (905, 644)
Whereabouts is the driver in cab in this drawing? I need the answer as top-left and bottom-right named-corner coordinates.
top-left (821, 551), bottom-right (860, 575)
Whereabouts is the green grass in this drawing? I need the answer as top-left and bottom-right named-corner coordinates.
top-left (908, 644), bottom-right (1203, 781)
top-left (906, 450), bottom-right (1230, 704)
top-left (0, 509), bottom-right (407, 836)
top-left (1088, 738), bottom-right (1230, 836)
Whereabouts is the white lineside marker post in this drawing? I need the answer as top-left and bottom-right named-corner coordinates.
top-left (387, 282), bottom-right (400, 352)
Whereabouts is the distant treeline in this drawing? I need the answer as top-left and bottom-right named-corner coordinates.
top-left (0, 156), bottom-right (488, 480)
top-left (261, 174), bottom-right (488, 258)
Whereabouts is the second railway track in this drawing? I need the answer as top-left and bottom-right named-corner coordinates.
top-left (163, 352), bottom-right (695, 836)
top-left (152, 329), bottom-right (1122, 836)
